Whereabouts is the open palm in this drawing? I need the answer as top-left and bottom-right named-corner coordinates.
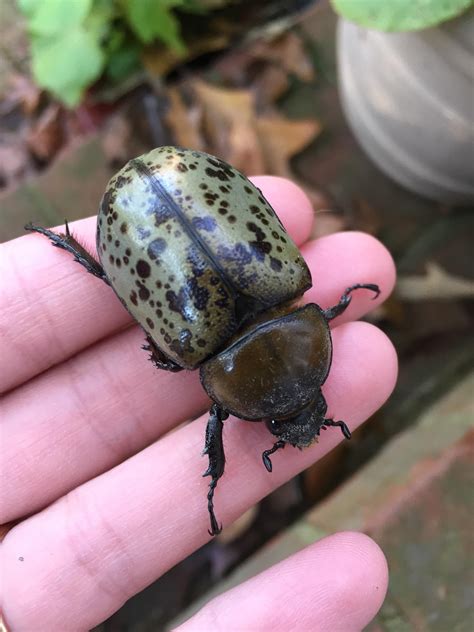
top-left (0, 177), bottom-right (397, 631)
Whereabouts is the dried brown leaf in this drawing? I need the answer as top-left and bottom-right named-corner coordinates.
top-left (27, 104), bottom-right (65, 162)
top-left (252, 32), bottom-right (315, 82)
top-left (0, 141), bottom-right (29, 188)
top-left (101, 114), bottom-right (131, 166)
top-left (256, 114), bottom-right (320, 177)
top-left (253, 64), bottom-right (289, 104)
top-left (193, 80), bottom-right (265, 174)
top-left (397, 262), bottom-right (474, 301)
top-left (164, 87), bottom-right (204, 151)
top-left (8, 73), bottom-right (42, 116)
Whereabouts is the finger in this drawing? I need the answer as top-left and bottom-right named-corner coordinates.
top-left (177, 532), bottom-right (388, 632)
top-left (1, 232), bottom-right (394, 523)
top-left (0, 176), bottom-right (315, 394)
top-left (0, 326), bottom-right (209, 524)
top-left (1, 322), bottom-right (397, 631)
top-left (301, 231), bottom-right (396, 325)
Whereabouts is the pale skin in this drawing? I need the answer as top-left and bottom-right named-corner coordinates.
top-left (0, 176), bottom-right (398, 631)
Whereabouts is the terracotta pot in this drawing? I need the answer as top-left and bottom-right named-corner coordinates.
top-left (337, 11), bottom-right (474, 204)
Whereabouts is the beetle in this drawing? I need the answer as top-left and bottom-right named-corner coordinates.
top-left (25, 146), bottom-right (380, 536)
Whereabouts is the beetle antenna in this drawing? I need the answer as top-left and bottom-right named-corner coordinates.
top-left (262, 440), bottom-right (286, 472)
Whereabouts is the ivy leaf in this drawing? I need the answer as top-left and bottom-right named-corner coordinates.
top-left (331, 0), bottom-right (474, 32)
top-left (22, 0), bottom-right (93, 36)
top-left (32, 26), bottom-right (104, 107)
top-left (124, 0), bottom-right (186, 53)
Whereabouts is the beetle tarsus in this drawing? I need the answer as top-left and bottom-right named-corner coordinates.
top-left (142, 336), bottom-right (183, 372)
top-left (203, 404), bottom-right (229, 536)
top-left (323, 283), bottom-right (380, 321)
top-left (25, 222), bottom-right (109, 284)
top-left (262, 440), bottom-right (286, 472)
top-left (322, 419), bottom-right (352, 440)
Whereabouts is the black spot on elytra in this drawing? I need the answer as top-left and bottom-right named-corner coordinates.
top-left (205, 167), bottom-right (229, 182)
top-left (130, 291), bottom-right (138, 306)
top-left (177, 163), bottom-right (188, 172)
top-left (120, 222), bottom-right (128, 234)
top-left (115, 174), bottom-right (132, 189)
top-left (247, 221), bottom-right (272, 259)
top-left (146, 317), bottom-right (155, 329)
top-left (170, 329), bottom-right (194, 356)
top-left (138, 283), bottom-right (150, 301)
top-left (166, 288), bottom-right (189, 320)
top-left (136, 259), bottom-right (151, 278)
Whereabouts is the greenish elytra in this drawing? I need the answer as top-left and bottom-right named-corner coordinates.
top-left (25, 146), bottom-right (380, 536)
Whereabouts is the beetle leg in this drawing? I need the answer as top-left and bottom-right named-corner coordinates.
top-left (142, 335), bottom-right (183, 372)
top-left (25, 221), bottom-right (109, 284)
top-left (323, 283), bottom-right (380, 321)
top-left (316, 391), bottom-right (351, 440)
top-left (262, 440), bottom-right (286, 473)
top-left (322, 418), bottom-right (352, 440)
top-left (203, 404), bottom-right (229, 536)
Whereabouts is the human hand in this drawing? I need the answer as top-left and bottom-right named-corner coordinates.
top-left (0, 177), bottom-right (397, 631)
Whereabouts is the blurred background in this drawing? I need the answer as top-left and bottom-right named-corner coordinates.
top-left (1, 0), bottom-right (473, 629)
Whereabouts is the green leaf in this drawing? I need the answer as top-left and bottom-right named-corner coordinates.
top-left (106, 44), bottom-right (141, 81)
top-left (31, 26), bottom-right (104, 106)
top-left (331, 0), bottom-right (474, 32)
top-left (124, 0), bottom-right (186, 52)
top-left (17, 0), bottom-right (39, 17)
top-left (23, 0), bottom-right (93, 35)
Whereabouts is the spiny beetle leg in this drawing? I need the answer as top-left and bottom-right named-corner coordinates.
top-left (25, 221), bottom-right (109, 284)
top-left (203, 404), bottom-right (229, 536)
top-left (323, 283), bottom-right (380, 321)
top-left (142, 335), bottom-right (183, 373)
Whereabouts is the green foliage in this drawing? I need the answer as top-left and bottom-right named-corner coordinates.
top-left (331, 0), bottom-right (474, 32)
top-left (19, 0), bottom-right (199, 107)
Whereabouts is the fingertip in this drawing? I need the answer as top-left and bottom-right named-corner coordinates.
top-left (178, 531), bottom-right (389, 632)
top-left (313, 531), bottom-right (389, 629)
top-left (328, 321), bottom-right (398, 422)
top-left (250, 175), bottom-right (314, 245)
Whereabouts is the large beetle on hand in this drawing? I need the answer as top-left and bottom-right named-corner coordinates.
top-left (26, 147), bottom-right (379, 535)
